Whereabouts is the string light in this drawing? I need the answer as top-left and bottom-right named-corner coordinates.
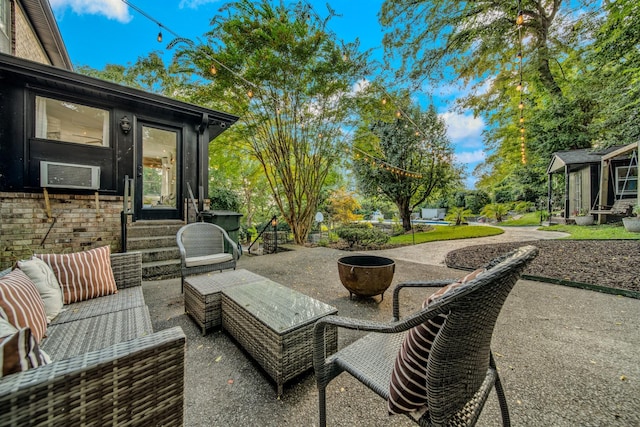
top-left (516, 0), bottom-right (526, 164)
top-left (120, 0), bottom-right (431, 178)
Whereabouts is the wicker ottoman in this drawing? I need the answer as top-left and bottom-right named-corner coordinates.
top-left (221, 279), bottom-right (338, 397)
top-left (183, 269), bottom-right (264, 335)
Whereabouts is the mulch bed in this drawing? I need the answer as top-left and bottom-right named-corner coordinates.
top-left (445, 240), bottom-right (640, 296)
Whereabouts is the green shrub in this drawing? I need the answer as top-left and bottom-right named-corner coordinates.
top-left (514, 201), bottom-right (534, 213)
top-left (209, 188), bottom-right (240, 211)
top-left (335, 223), bottom-right (390, 248)
top-left (391, 223), bottom-right (405, 236)
top-left (445, 206), bottom-right (472, 225)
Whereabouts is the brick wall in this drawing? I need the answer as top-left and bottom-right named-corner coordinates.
top-left (14, 3), bottom-right (49, 65)
top-left (0, 192), bottom-right (123, 269)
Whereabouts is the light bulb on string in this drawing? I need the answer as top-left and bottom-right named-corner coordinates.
top-left (210, 63), bottom-right (217, 75)
top-left (247, 89), bottom-right (253, 98)
top-left (395, 111), bottom-right (401, 118)
top-left (516, 11), bottom-right (524, 25)
top-left (157, 31), bottom-right (163, 43)
top-left (520, 116), bottom-right (525, 124)
top-left (382, 98), bottom-right (387, 105)
top-left (516, 82), bottom-right (522, 91)
top-left (518, 102), bottom-right (524, 110)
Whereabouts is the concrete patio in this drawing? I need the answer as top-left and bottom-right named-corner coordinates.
top-left (142, 244), bottom-right (640, 426)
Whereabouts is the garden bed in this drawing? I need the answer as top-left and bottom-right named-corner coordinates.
top-left (445, 240), bottom-right (640, 296)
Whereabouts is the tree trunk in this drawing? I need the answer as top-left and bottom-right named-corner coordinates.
top-left (397, 199), bottom-right (412, 231)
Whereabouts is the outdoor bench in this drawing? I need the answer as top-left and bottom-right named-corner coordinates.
top-left (0, 252), bottom-right (186, 427)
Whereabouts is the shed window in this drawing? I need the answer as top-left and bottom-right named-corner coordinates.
top-left (615, 165), bottom-right (637, 195)
top-left (35, 96), bottom-right (110, 146)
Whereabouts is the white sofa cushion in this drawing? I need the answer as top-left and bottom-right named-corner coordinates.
top-left (17, 257), bottom-right (64, 322)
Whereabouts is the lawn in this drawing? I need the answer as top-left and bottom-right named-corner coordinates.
top-left (389, 225), bottom-right (503, 245)
top-left (500, 211), bottom-right (546, 226)
top-left (539, 223), bottom-right (640, 239)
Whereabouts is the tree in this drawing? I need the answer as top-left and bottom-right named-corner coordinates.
top-left (174, 0), bottom-right (370, 244)
top-left (380, 0), bottom-right (601, 191)
top-left (326, 188), bottom-right (362, 225)
top-left (353, 97), bottom-right (460, 231)
top-left (481, 203), bottom-right (510, 223)
top-left (445, 206), bottom-right (472, 226)
top-left (584, 0), bottom-right (640, 146)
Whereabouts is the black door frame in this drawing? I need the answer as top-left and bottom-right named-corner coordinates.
top-left (134, 120), bottom-right (182, 221)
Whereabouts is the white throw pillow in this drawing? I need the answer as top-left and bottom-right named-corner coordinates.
top-left (18, 257), bottom-right (64, 322)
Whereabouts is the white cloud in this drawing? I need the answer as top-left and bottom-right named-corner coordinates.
top-left (455, 149), bottom-right (486, 164)
top-left (179, 0), bottom-right (220, 8)
top-left (439, 111), bottom-right (484, 148)
top-left (50, 0), bottom-right (132, 23)
top-left (351, 78), bottom-right (370, 95)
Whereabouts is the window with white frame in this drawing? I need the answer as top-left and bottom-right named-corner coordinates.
top-left (35, 96), bottom-right (110, 146)
top-left (615, 165), bottom-right (638, 195)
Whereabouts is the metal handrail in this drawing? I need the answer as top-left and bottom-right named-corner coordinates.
top-left (187, 182), bottom-right (200, 223)
top-left (121, 175), bottom-right (135, 252)
top-left (247, 215), bottom-right (277, 254)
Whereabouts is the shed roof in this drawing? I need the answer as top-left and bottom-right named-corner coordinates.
top-left (547, 145), bottom-right (628, 174)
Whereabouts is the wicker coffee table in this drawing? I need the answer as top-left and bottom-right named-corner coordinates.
top-left (183, 269), bottom-right (264, 335)
top-left (221, 280), bottom-right (338, 397)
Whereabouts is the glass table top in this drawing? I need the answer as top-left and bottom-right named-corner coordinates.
top-left (222, 279), bottom-right (337, 334)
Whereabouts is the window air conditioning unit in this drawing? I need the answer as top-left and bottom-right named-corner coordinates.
top-left (40, 161), bottom-right (100, 190)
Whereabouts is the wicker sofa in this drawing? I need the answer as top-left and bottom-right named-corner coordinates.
top-left (0, 252), bottom-right (186, 426)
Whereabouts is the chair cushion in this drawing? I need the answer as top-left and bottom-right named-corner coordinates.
top-left (0, 317), bottom-right (49, 378)
top-left (17, 257), bottom-right (64, 322)
top-left (0, 269), bottom-right (49, 343)
top-left (35, 246), bottom-right (118, 304)
top-left (185, 253), bottom-right (233, 268)
top-left (388, 268), bottom-right (485, 415)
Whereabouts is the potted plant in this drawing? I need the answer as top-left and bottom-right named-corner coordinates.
top-left (573, 208), bottom-right (594, 226)
top-left (622, 204), bottom-right (640, 232)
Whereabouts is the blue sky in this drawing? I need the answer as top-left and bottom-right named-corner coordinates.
top-left (51, 0), bottom-right (485, 188)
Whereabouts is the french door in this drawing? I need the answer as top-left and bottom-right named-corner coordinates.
top-left (136, 123), bottom-right (181, 220)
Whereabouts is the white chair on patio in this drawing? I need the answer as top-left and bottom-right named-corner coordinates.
top-left (176, 222), bottom-right (239, 293)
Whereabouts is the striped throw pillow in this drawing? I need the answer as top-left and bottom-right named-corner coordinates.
top-left (36, 246), bottom-right (118, 304)
top-left (0, 270), bottom-right (48, 343)
top-left (0, 318), bottom-right (49, 377)
top-left (388, 268), bottom-right (485, 415)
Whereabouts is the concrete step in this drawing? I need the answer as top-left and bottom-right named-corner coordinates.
top-left (142, 258), bottom-right (181, 280)
top-left (127, 220), bottom-right (184, 238)
top-left (135, 246), bottom-right (180, 263)
top-left (127, 235), bottom-right (178, 250)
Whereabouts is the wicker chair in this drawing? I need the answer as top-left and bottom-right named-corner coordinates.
top-left (313, 245), bottom-right (538, 427)
top-left (176, 222), bottom-right (240, 292)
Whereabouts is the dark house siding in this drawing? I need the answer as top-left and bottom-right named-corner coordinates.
top-left (0, 53), bottom-right (238, 221)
